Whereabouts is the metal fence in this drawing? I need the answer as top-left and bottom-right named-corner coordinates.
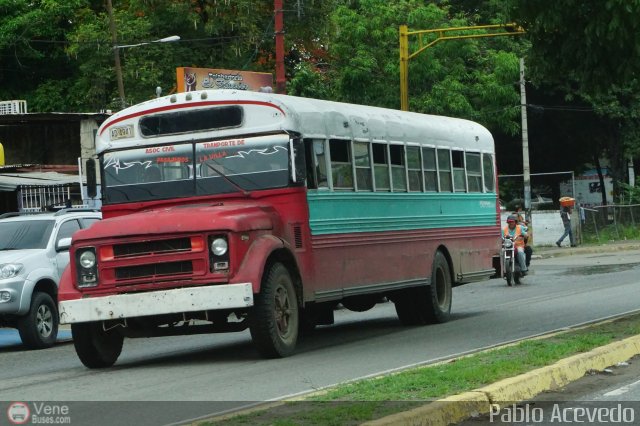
top-left (581, 204), bottom-right (640, 241)
top-left (17, 184), bottom-right (81, 212)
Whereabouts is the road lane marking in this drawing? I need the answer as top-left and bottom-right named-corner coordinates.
top-left (603, 378), bottom-right (640, 397)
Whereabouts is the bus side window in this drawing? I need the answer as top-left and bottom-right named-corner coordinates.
top-left (406, 146), bottom-right (422, 192)
top-left (372, 143), bottom-right (390, 191)
top-left (329, 139), bottom-right (353, 189)
top-left (353, 142), bottom-right (372, 191)
top-left (310, 139), bottom-right (328, 189)
top-left (437, 149), bottom-right (453, 192)
top-left (422, 147), bottom-right (438, 192)
top-left (465, 152), bottom-right (482, 193)
top-left (389, 144), bottom-right (406, 192)
top-left (482, 153), bottom-right (496, 192)
top-left (452, 150), bottom-right (466, 192)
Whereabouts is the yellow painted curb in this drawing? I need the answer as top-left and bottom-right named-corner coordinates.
top-left (365, 334), bottom-right (640, 426)
top-left (365, 392), bottom-right (489, 426)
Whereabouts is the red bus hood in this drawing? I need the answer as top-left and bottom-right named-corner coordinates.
top-left (73, 203), bottom-right (276, 242)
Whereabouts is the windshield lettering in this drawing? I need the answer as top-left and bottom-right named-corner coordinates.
top-left (145, 146), bottom-right (177, 154)
top-left (202, 139), bottom-right (245, 149)
top-left (101, 134), bottom-right (292, 204)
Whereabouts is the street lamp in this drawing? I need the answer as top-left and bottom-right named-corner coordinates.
top-left (106, 0), bottom-right (180, 109)
top-left (110, 35), bottom-right (181, 109)
top-left (116, 35), bottom-right (181, 50)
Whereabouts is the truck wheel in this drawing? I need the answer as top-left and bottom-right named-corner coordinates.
top-left (17, 292), bottom-right (58, 349)
top-left (71, 322), bottom-right (123, 368)
top-left (424, 251), bottom-right (452, 323)
top-left (250, 262), bottom-right (299, 358)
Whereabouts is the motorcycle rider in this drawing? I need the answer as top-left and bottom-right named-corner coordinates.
top-left (502, 214), bottom-right (528, 275)
top-left (515, 211), bottom-right (533, 267)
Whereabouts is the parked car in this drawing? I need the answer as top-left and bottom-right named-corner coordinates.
top-left (506, 193), bottom-right (554, 211)
top-left (0, 209), bottom-right (101, 349)
top-left (530, 193), bottom-right (554, 209)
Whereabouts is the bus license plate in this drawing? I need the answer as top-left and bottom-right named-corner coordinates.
top-left (110, 125), bottom-right (134, 141)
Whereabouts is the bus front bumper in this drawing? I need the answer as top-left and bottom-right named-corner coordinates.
top-left (59, 283), bottom-right (254, 324)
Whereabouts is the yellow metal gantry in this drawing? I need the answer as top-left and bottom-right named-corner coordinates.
top-left (399, 23), bottom-right (525, 111)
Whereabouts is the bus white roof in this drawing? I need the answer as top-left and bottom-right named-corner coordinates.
top-left (96, 90), bottom-right (494, 153)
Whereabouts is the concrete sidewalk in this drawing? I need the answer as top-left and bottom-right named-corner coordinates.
top-left (532, 239), bottom-right (640, 259)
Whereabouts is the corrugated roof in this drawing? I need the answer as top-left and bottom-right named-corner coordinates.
top-left (0, 171), bottom-right (82, 191)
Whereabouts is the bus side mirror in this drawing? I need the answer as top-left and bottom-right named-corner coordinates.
top-left (86, 159), bottom-right (97, 198)
top-left (290, 139), bottom-right (306, 184)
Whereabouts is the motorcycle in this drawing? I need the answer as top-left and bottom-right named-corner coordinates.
top-left (501, 235), bottom-right (525, 286)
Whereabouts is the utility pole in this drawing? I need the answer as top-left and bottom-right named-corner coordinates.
top-left (274, 0), bottom-right (286, 94)
top-left (106, 0), bottom-right (126, 109)
top-left (520, 58), bottom-right (531, 219)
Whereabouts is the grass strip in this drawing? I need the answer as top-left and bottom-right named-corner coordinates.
top-left (201, 313), bottom-right (640, 426)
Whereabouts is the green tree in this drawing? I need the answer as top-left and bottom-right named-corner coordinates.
top-left (311, 0), bottom-right (525, 137)
top-left (507, 0), bottom-right (640, 95)
top-left (508, 0), bottom-right (640, 201)
top-left (0, 0), bottom-right (87, 111)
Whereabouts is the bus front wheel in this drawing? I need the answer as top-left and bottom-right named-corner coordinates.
top-left (250, 262), bottom-right (299, 358)
top-left (71, 322), bottom-right (123, 368)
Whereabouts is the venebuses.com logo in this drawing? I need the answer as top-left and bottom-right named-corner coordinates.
top-left (6, 401), bottom-right (71, 424)
top-left (7, 402), bottom-right (30, 425)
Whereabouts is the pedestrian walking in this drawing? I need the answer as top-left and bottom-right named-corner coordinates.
top-left (556, 205), bottom-right (576, 247)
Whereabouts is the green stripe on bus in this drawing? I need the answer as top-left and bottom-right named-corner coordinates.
top-left (307, 191), bottom-right (498, 235)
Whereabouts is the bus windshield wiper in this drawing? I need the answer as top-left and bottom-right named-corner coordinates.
top-left (204, 163), bottom-right (251, 197)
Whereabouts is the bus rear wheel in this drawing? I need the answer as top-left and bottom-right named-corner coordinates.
top-left (71, 322), bottom-right (124, 368)
top-left (425, 251), bottom-right (452, 323)
top-left (250, 262), bottom-right (299, 358)
top-left (394, 251), bottom-right (452, 325)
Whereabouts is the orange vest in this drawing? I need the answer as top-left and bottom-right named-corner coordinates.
top-left (503, 224), bottom-right (525, 249)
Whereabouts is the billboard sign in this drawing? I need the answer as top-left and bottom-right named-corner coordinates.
top-left (176, 67), bottom-right (273, 93)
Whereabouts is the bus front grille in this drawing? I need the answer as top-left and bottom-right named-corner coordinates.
top-left (113, 238), bottom-right (192, 258)
top-left (115, 261), bottom-right (193, 281)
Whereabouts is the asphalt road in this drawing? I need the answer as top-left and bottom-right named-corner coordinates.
top-left (1, 249), bottom-right (640, 425)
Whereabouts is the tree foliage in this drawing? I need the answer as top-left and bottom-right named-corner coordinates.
top-left (507, 0), bottom-right (640, 199)
top-left (287, 0), bottom-right (525, 137)
top-left (507, 0), bottom-right (640, 95)
top-left (4, 0), bottom-right (639, 204)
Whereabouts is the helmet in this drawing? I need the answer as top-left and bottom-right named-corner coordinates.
top-left (506, 214), bottom-right (518, 224)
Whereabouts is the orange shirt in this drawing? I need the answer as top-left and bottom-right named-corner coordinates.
top-left (502, 224), bottom-right (526, 249)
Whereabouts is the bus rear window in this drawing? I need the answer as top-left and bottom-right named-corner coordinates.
top-left (139, 106), bottom-right (243, 137)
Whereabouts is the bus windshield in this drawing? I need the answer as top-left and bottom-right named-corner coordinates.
top-left (102, 134), bottom-right (291, 204)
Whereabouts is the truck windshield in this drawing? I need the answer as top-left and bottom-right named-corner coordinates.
top-left (102, 134), bottom-right (291, 204)
top-left (0, 220), bottom-right (54, 250)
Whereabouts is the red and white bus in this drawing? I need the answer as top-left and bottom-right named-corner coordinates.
top-left (58, 90), bottom-right (500, 368)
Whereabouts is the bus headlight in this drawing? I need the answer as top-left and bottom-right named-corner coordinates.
top-left (76, 248), bottom-right (98, 288)
top-left (79, 251), bottom-right (96, 269)
top-left (209, 236), bottom-right (229, 272)
top-left (211, 238), bottom-right (228, 256)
